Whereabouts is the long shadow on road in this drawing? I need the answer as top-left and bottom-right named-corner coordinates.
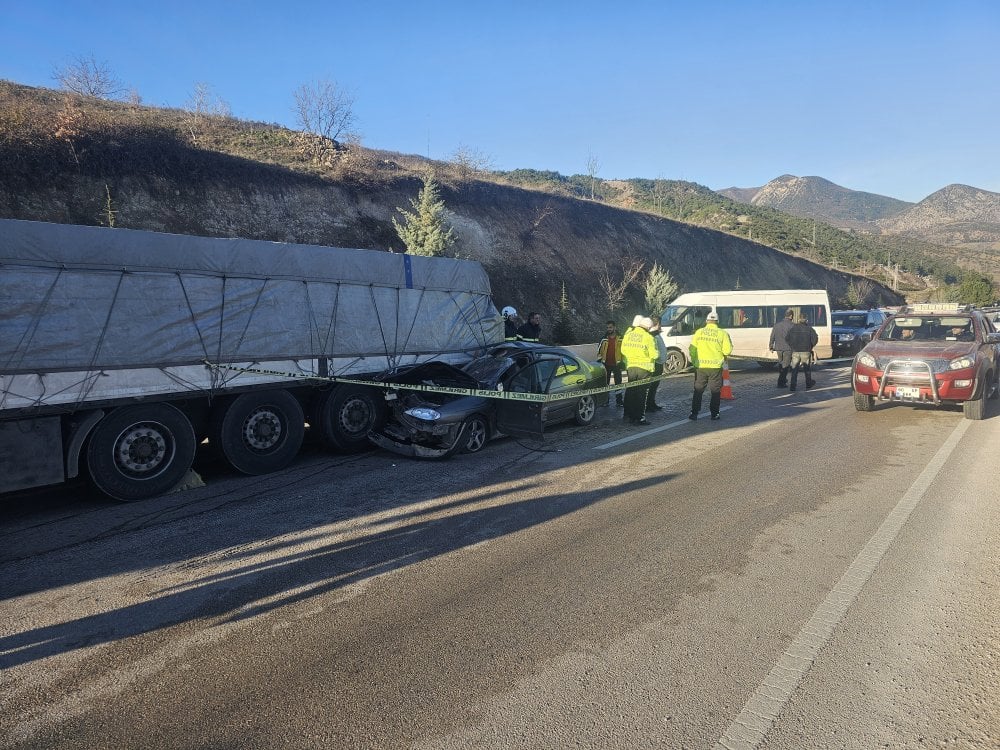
top-left (0, 472), bottom-right (678, 669)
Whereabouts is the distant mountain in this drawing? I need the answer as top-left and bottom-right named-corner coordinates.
top-left (719, 175), bottom-right (912, 230)
top-left (716, 185), bottom-right (759, 204)
top-left (877, 184), bottom-right (1000, 245)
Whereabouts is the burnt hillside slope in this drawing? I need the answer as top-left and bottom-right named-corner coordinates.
top-left (0, 81), bottom-right (900, 341)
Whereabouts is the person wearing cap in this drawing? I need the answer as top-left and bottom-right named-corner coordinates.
top-left (769, 308), bottom-right (796, 388)
top-left (645, 318), bottom-right (668, 411)
top-left (688, 311), bottom-right (733, 421)
top-left (786, 313), bottom-right (818, 391)
top-left (501, 306), bottom-right (520, 341)
top-left (620, 315), bottom-right (657, 425)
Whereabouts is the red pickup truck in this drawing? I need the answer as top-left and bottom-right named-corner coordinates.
top-left (851, 305), bottom-right (1000, 420)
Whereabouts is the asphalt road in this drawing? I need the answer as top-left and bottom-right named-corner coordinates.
top-left (1, 362), bottom-right (997, 749)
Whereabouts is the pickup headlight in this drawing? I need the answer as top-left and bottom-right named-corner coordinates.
top-left (857, 352), bottom-right (877, 368)
top-left (840, 333), bottom-right (856, 341)
top-left (405, 407), bottom-right (442, 421)
top-left (948, 356), bottom-right (975, 370)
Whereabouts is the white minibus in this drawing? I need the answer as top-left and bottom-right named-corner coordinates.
top-left (657, 289), bottom-right (833, 371)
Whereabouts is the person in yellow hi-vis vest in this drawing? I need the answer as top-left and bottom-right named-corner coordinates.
top-left (688, 311), bottom-right (733, 421)
top-left (620, 315), bottom-right (657, 425)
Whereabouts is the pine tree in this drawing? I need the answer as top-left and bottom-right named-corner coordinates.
top-left (392, 174), bottom-right (456, 256)
top-left (551, 281), bottom-right (574, 344)
top-left (643, 263), bottom-right (679, 320)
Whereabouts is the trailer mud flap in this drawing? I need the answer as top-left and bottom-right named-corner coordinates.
top-left (0, 417), bottom-right (65, 493)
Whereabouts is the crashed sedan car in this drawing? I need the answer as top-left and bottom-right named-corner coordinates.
top-left (852, 305), bottom-right (1000, 420)
top-left (369, 342), bottom-right (609, 458)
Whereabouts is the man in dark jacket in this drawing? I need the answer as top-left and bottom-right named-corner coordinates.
top-left (769, 309), bottom-right (795, 387)
top-left (786, 314), bottom-right (818, 391)
top-left (517, 312), bottom-right (542, 342)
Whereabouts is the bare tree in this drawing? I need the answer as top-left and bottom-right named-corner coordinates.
top-left (586, 152), bottom-right (600, 200)
top-left (186, 82), bottom-right (231, 118)
top-left (184, 82), bottom-right (231, 143)
top-left (521, 200), bottom-right (556, 245)
top-left (598, 256), bottom-right (646, 315)
top-left (52, 55), bottom-right (124, 99)
top-left (101, 184), bottom-right (117, 228)
top-left (53, 96), bottom-right (85, 166)
top-left (293, 79), bottom-right (356, 159)
top-left (450, 144), bottom-right (494, 181)
top-left (845, 278), bottom-right (875, 308)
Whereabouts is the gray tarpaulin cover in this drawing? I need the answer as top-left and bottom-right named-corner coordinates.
top-left (0, 219), bottom-right (501, 374)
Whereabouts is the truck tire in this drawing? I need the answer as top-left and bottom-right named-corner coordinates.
top-left (210, 390), bottom-right (304, 474)
top-left (853, 391), bottom-right (875, 412)
top-left (86, 404), bottom-right (197, 502)
top-left (316, 385), bottom-right (388, 453)
top-left (664, 350), bottom-right (686, 373)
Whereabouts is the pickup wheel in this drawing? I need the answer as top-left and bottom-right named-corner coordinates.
top-left (86, 404), bottom-right (197, 502)
top-left (316, 385), bottom-right (388, 453)
top-left (988, 369), bottom-right (1000, 400)
top-left (853, 391), bottom-right (875, 412)
top-left (210, 390), bottom-right (304, 474)
top-left (963, 391), bottom-right (986, 420)
top-left (574, 395), bottom-right (597, 425)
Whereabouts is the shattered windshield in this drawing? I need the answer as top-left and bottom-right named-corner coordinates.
top-left (463, 355), bottom-right (513, 386)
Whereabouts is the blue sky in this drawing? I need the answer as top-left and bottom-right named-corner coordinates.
top-left (2, 0), bottom-right (997, 202)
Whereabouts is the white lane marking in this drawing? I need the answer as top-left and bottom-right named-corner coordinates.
top-left (714, 417), bottom-right (972, 750)
top-left (594, 406), bottom-right (733, 450)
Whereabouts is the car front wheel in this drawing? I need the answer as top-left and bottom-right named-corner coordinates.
top-left (853, 391), bottom-right (875, 412)
top-left (461, 415), bottom-right (490, 454)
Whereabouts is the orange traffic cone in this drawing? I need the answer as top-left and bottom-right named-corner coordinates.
top-left (720, 364), bottom-right (735, 400)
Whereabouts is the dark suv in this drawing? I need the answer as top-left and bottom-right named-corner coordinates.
top-left (851, 305), bottom-right (1000, 419)
top-left (832, 309), bottom-right (888, 357)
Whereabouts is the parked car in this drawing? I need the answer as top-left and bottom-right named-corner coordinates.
top-left (851, 305), bottom-right (1000, 419)
top-left (832, 309), bottom-right (888, 357)
top-left (369, 342), bottom-right (609, 458)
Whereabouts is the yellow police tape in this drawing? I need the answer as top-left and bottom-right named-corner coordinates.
top-left (203, 360), bottom-right (686, 404)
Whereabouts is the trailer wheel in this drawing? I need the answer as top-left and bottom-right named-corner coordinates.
top-left (210, 390), bottom-right (304, 474)
top-left (316, 385), bottom-right (388, 453)
top-left (86, 404), bottom-right (197, 502)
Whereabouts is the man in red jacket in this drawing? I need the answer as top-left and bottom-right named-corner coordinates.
top-left (597, 320), bottom-right (624, 406)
